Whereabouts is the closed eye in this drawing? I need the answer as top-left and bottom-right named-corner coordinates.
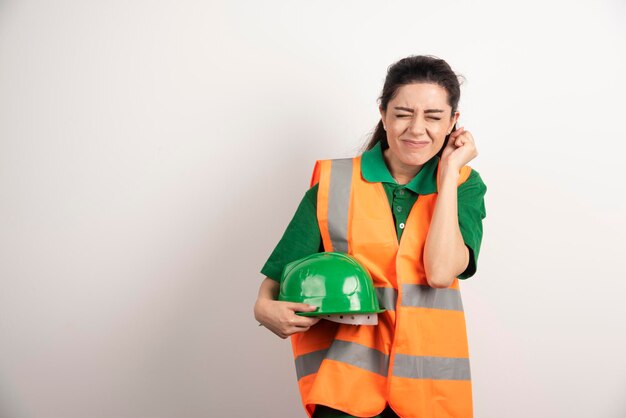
top-left (395, 114), bottom-right (441, 120)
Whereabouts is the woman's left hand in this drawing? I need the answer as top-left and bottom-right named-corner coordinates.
top-left (440, 127), bottom-right (478, 171)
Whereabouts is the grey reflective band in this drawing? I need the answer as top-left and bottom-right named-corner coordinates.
top-left (327, 159), bottom-right (353, 252)
top-left (376, 287), bottom-right (397, 311)
top-left (376, 285), bottom-right (464, 312)
top-left (294, 340), bottom-right (388, 380)
top-left (295, 348), bottom-right (328, 380)
top-left (326, 340), bottom-right (389, 377)
top-left (401, 284), bottom-right (464, 311)
top-left (295, 342), bottom-right (470, 381)
top-left (392, 354), bottom-right (471, 381)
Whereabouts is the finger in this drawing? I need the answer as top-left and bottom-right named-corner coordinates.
top-left (269, 325), bottom-right (289, 339)
top-left (449, 126), bottom-right (465, 139)
top-left (460, 136), bottom-right (477, 150)
top-left (294, 316), bottom-right (321, 327)
top-left (456, 130), bottom-right (475, 147)
top-left (291, 324), bottom-right (316, 334)
top-left (458, 130), bottom-right (474, 143)
top-left (289, 303), bottom-right (319, 313)
top-left (288, 326), bottom-right (309, 335)
top-left (285, 316), bottom-right (322, 336)
top-left (447, 135), bottom-right (464, 150)
top-left (290, 315), bottom-right (320, 328)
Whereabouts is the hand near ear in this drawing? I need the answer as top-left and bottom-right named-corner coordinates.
top-left (440, 127), bottom-right (478, 171)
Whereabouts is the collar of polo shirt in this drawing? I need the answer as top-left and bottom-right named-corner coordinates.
top-left (361, 142), bottom-right (439, 195)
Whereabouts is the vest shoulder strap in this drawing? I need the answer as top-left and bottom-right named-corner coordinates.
top-left (311, 157), bottom-right (357, 252)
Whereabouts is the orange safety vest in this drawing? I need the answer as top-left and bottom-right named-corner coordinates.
top-left (290, 155), bottom-right (474, 418)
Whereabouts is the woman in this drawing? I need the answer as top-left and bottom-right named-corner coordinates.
top-left (254, 55), bottom-right (487, 418)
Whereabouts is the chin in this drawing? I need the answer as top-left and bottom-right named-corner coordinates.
top-left (399, 152), bottom-right (436, 167)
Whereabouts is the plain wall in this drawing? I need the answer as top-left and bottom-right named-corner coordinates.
top-left (1, 1), bottom-right (625, 417)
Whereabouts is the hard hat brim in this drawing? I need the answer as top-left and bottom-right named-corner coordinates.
top-left (296, 308), bottom-right (386, 317)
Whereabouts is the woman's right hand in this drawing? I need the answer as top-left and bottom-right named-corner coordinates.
top-left (254, 277), bottom-right (321, 339)
top-left (255, 298), bottom-right (321, 339)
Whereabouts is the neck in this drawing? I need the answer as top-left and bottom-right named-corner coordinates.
top-left (383, 149), bottom-right (423, 185)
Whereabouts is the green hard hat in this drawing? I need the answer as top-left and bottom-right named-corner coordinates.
top-left (278, 252), bottom-right (385, 323)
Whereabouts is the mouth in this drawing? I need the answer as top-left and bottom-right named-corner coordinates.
top-left (401, 139), bottom-right (430, 149)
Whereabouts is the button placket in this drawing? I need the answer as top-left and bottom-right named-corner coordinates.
top-left (392, 186), bottom-right (409, 239)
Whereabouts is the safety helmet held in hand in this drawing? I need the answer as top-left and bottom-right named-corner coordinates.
top-left (278, 252), bottom-right (385, 325)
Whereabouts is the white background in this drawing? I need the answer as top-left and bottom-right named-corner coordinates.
top-left (1, 1), bottom-right (625, 417)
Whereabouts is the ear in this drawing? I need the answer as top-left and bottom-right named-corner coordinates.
top-left (448, 110), bottom-right (460, 134)
top-left (379, 105), bottom-right (386, 131)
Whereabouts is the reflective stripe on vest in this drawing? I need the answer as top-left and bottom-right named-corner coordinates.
top-left (377, 285), bottom-right (464, 311)
top-left (295, 341), bottom-right (470, 381)
top-left (296, 341), bottom-right (388, 380)
top-left (327, 158), bottom-right (352, 253)
top-left (393, 353), bottom-right (471, 381)
top-left (375, 287), bottom-right (397, 311)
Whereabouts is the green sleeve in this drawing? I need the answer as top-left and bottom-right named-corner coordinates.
top-left (260, 184), bottom-right (322, 282)
top-left (457, 169), bottom-right (487, 279)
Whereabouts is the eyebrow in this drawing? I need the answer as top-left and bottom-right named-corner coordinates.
top-left (393, 106), bottom-right (445, 114)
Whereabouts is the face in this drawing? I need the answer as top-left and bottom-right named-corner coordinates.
top-left (379, 82), bottom-right (459, 169)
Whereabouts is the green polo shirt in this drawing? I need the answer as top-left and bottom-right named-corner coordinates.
top-left (261, 142), bottom-right (487, 282)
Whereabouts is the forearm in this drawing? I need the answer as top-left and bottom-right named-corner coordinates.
top-left (423, 165), bottom-right (469, 288)
top-left (254, 277), bottom-right (279, 324)
top-left (257, 277), bottom-right (279, 301)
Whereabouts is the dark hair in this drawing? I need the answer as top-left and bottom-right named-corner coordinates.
top-left (364, 55), bottom-right (465, 158)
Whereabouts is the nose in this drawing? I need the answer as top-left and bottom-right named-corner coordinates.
top-left (407, 114), bottom-right (426, 135)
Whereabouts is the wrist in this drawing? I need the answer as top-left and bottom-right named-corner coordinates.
top-left (254, 297), bottom-right (271, 325)
top-left (439, 161), bottom-right (461, 176)
top-left (438, 163), bottom-right (460, 188)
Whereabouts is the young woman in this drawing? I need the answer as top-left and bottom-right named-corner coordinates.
top-left (254, 55), bottom-right (487, 418)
